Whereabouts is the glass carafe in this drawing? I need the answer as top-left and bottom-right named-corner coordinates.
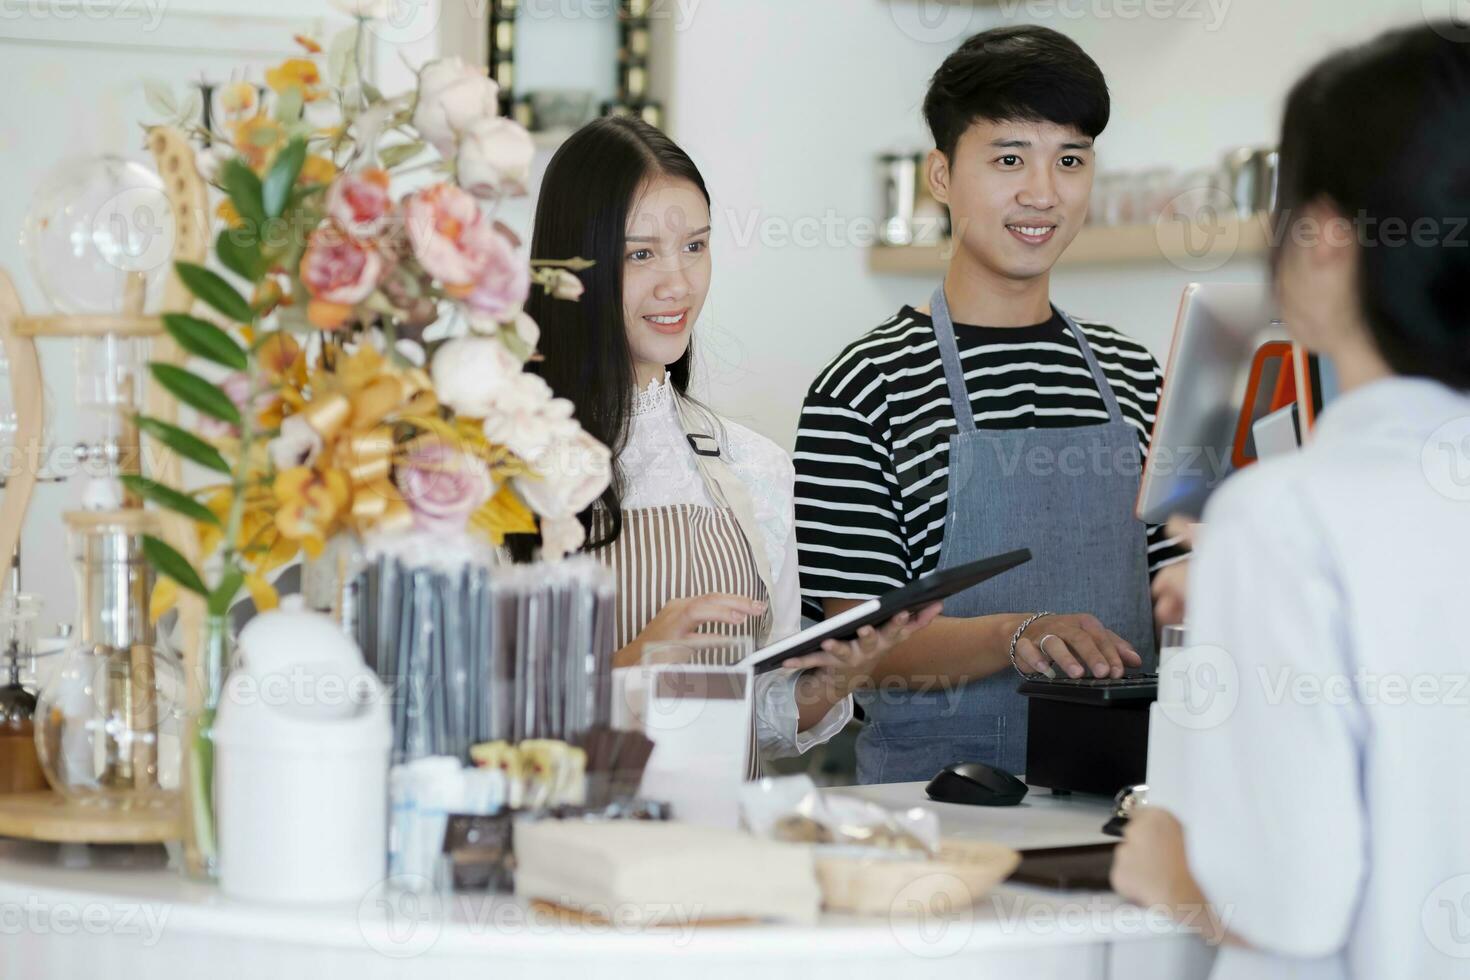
top-left (33, 514), bottom-right (183, 807)
top-left (0, 593), bottom-right (47, 794)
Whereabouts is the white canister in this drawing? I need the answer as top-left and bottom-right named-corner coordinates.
top-left (213, 600), bottom-right (392, 904)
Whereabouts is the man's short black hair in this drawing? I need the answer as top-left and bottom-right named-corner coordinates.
top-left (924, 25), bottom-right (1110, 160)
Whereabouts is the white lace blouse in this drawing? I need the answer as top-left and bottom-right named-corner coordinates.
top-left (619, 375), bottom-right (851, 756)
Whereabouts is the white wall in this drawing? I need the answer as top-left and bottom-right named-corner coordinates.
top-left (660, 0), bottom-right (1434, 447)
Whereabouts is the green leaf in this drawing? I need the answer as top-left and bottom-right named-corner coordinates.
top-left (262, 137), bottom-right (306, 219)
top-left (162, 313), bottom-right (248, 371)
top-left (216, 229), bottom-right (266, 283)
top-left (273, 86), bottom-right (304, 126)
top-left (142, 78), bottom-right (177, 118)
top-left (208, 566), bottom-right (244, 617)
top-left (362, 81), bottom-right (384, 105)
top-left (135, 415), bottom-right (230, 474)
top-left (142, 535), bottom-right (208, 597)
top-left (175, 262), bottom-right (253, 323)
top-left (218, 159), bottom-right (266, 226)
top-left (176, 89), bottom-right (203, 128)
top-left (121, 475), bottom-right (221, 527)
top-left (150, 364), bottom-right (241, 426)
top-left (378, 140), bottom-right (426, 169)
top-left (326, 26), bottom-right (358, 89)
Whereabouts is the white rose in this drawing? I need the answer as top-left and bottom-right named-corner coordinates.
top-left (268, 415), bottom-right (323, 471)
top-left (539, 514), bottom-right (586, 561)
top-left (547, 268), bottom-right (584, 301)
top-left (466, 309), bottom-right (540, 353)
top-left (430, 335), bottom-right (521, 418)
top-left (413, 58), bottom-right (500, 158)
top-left (513, 429), bottom-right (611, 518)
top-left (482, 375), bottom-right (578, 459)
top-left (457, 117), bottom-right (534, 199)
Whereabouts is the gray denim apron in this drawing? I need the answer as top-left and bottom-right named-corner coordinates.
top-left (854, 285), bottom-right (1157, 784)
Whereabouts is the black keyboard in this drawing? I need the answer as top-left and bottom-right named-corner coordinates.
top-left (1017, 671), bottom-right (1158, 704)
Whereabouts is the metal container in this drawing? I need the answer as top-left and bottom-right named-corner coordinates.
top-left (878, 152), bottom-right (922, 246)
top-left (1222, 146), bottom-right (1278, 218)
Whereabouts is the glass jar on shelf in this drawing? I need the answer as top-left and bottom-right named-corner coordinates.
top-left (33, 512), bottom-right (184, 808)
top-left (0, 592), bottom-right (48, 794)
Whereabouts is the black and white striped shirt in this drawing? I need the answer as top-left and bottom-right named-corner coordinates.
top-left (794, 306), bottom-right (1187, 619)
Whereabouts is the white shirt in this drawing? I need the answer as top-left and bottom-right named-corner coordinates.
top-left (622, 376), bottom-right (852, 758)
top-left (1149, 377), bottom-right (1470, 980)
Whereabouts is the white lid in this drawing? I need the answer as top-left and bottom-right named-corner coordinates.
top-left (237, 595), bottom-right (364, 675)
top-left (213, 666), bottom-right (391, 752)
top-left (217, 599), bottom-right (391, 752)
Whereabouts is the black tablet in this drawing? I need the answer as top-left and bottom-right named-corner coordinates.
top-left (742, 548), bottom-right (1032, 674)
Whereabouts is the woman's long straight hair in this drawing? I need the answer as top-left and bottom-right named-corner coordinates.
top-left (510, 116), bottom-right (711, 561)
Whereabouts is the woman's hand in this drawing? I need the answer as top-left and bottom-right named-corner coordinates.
top-left (1152, 515), bottom-right (1199, 629)
top-left (779, 601), bottom-right (943, 694)
top-left (1110, 806), bottom-right (1233, 944)
top-left (613, 593), bottom-right (767, 668)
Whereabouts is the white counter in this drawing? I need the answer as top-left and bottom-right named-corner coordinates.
top-left (0, 782), bottom-right (1216, 980)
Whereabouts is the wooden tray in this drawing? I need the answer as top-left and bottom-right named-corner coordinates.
top-left (814, 838), bottom-right (1021, 916)
top-left (0, 791), bottom-right (182, 844)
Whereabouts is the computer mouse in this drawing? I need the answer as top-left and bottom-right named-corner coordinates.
top-left (925, 761), bottom-right (1029, 807)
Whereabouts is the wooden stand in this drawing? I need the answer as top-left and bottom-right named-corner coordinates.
top-left (0, 791), bottom-right (182, 844)
top-left (0, 126), bottom-right (207, 845)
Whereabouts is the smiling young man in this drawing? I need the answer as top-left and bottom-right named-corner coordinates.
top-left (794, 26), bottom-right (1186, 784)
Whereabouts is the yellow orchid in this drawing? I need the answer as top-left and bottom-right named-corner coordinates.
top-left (299, 153), bottom-right (337, 186)
top-left (273, 466), bottom-right (350, 558)
top-left (265, 58), bottom-right (324, 102)
top-left (232, 114), bottom-right (287, 171)
top-left (216, 199), bottom-right (242, 229)
top-left (218, 81), bottom-right (259, 118)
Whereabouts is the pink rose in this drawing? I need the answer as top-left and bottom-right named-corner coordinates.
top-left (299, 224), bottom-right (384, 305)
top-left (325, 169), bottom-right (392, 241)
top-left (394, 442), bottom-right (495, 534)
top-left (463, 228), bottom-right (529, 320)
top-left (403, 183), bottom-right (487, 291)
top-left (199, 372), bottom-right (279, 438)
top-left (404, 183), bottom-right (529, 319)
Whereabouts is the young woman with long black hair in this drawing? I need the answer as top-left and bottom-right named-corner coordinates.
top-left (1109, 22), bottom-right (1470, 980)
top-left (517, 116), bottom-right (939, 765)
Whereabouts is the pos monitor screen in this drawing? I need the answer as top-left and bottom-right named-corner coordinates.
top-left (1135, 283), bottom-right (1290, 524)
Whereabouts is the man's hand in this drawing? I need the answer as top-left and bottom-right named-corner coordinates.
top-left (1013, 612), bottom-right (1142, 679)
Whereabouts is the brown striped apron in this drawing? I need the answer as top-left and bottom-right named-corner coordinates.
top-left (592, 395), bottom-right (777, 776)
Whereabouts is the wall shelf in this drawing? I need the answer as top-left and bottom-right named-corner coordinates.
top-left (869, 213), bottom-right (1273, 276)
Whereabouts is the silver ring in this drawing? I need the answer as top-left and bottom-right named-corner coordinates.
top-left (1036, 634), bottom-right (1061, 679)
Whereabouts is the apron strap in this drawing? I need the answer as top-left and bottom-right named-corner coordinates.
top-left (672, 393), bottom-right (778, 616)
top-left (1056, 310), bottom-right (1124, 422)
top-left (929, 285), bottom-right (978, 433)
top-left (930, 285), bottom-right (1125, 427)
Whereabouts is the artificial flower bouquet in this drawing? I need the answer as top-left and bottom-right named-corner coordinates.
top-left (138, 22), bottom-right (609, 625)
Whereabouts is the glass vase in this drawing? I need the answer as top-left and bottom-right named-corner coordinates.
top-left (180, 611), bottom-right (230, 881)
